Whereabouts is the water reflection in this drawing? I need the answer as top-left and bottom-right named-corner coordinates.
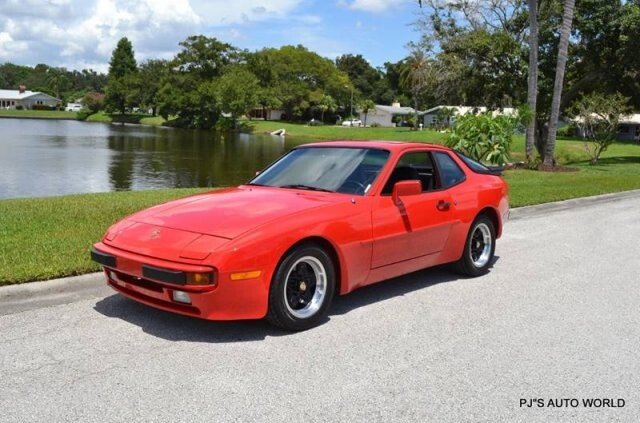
top-left (0, 118), bottom-right (295, 199)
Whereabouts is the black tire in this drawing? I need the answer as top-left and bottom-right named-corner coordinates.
top-left (266, 243), bottom-right (336, 331)
top-left (454, 215), bottom-right (496, 277)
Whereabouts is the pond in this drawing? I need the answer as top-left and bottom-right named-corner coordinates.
top-left (0, 118), bottom-right (306, 199)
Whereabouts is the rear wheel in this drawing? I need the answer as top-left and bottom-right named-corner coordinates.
top-left (266, 244), bottom-right (336, 331)
top-left (454, 215), bottom-right (496, 277)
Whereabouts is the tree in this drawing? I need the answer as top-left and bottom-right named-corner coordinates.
top-left (336, 54), bottom-right (384, 102)
top-left (156, 35), bottom-right (239, 129)
top-left (215, 67), bottom-right (260, 124)
top-left (105, 37), bottom-right (137, 114)
top-left (318, 94), bottom-right (338, 123)
top-left (525, 0), bottom-right (539, 163)
top-left (359, 99), bottom-right (376, 127)
top-left (435, 106), bottom-right (456, 130)
top-left (570, 92), bottom-right (631, 164)
top-left (174, 35), bottom-right (239, 79)
top-left (400, 50), bottom-right (432, 129)
top-left (414, 0), bottom-right (528, 108)
top-left (246, 45), bottom-right (351, 120)
top-left (46, 67), bottom-right (68, 101)
top-left (543, 0), bottom-right (576, 167)
top-left (138, 59), bottom-right (168, 116)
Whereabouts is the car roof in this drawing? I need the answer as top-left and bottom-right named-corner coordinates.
top-left (298, 140), bottom-right (452, 152)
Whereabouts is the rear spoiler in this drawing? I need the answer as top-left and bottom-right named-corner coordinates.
top-left (486, 166), bottom-right (504, 176)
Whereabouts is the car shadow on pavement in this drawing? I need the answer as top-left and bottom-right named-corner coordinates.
top-left (93, 258), bottom-right (499, 343)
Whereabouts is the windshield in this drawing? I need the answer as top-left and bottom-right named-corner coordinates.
top-left (249, 147), bottom-right (390, 195)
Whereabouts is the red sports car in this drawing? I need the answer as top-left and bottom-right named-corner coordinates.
top-left (92, 141), bottom-right (509, 330)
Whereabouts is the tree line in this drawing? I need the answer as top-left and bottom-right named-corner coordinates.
top-left (101, 35), bottom-right (422, 129)
top-left (0, 62), bottom-right (106, 103)
top-left (414, 0), bottom-right (640, 166)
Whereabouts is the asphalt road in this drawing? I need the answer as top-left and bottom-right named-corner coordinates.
top-left (2, 192), bottom-right (639, 422)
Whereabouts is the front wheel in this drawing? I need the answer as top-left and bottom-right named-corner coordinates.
top-left (266, 244), bottom-right (336, 331)
top-left (454, 215), bottom-right (496, 277)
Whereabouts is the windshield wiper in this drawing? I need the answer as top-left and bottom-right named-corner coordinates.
top-left (279, 184), bottom-right (335, 193)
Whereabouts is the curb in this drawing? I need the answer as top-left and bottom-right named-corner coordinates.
top-left (0, 272), bottom-right (109, 316)
top-left (1, 188), bottom-right (639, 310)
top-left (508, 188), bottom-right (640, 221)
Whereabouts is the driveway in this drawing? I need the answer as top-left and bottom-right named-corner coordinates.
top-left (1, 192), bottom-right (639, 422)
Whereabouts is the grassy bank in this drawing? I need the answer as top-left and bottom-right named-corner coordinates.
top-left (0, 109), bottom-right (166, 126)
top-left (0, 109), bottom-right (79, 119)
top-left (0, 188), bottom-right (208, 285)
top-left (246, 120), bottom-right (449, 143)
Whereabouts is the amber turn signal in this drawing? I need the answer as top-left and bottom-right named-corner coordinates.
top-left (230, 270), bottom-right (262, 281)
top-left (186, 272), bottom-right (215, 286)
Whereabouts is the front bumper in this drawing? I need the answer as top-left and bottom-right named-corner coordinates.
top-left (92, 242), bottom-right (270, 321)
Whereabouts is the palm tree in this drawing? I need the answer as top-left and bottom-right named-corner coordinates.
top-left (359, 99), bottom-right (376, 127)
top-left (525, 0), bottom-right (539, 163)
top-left (543, 0), bottom-right (576, 167)
top-left (318, 94), bottom-right (337, 123)
top-left (400, 50), bottom-right (431, 130)
top-left (46, 67), bottom-right (67, 103)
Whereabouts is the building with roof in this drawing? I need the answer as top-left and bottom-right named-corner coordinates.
top-left (0, 86), bottom-right (61, 110)
top-left (423, 105), bottom-right (517, 128)
top-left (358, 102), bottom-right (417, 127)
top-left (616, 114), bottom-right (640, 141)
top-left (574, 113), bottom-right (640, 141)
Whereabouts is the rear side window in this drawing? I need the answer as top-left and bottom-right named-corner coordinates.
top-left (433, 152), bottom-right (465, 188)
top-left (456, 152), bottom-right (490, 173)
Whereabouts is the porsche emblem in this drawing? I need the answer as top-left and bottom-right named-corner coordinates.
top-left (149, 229), bottom-right (161, 239)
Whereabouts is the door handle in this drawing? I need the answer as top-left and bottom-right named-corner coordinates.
top-left (436, 200), bottom-right (451, 211)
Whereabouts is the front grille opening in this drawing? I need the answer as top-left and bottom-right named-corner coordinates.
top-left (113, 271), bottom-right (164, 293)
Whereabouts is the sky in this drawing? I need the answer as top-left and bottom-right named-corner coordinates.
top-left (0, 0), bottom-right (421, 72)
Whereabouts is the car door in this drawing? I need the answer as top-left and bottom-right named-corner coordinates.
top-left (370, 150), bottom-right (456, 269)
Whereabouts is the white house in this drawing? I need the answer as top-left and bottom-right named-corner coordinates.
top-left (616, 114), bottom-right (640, 141)
top-left (574, 113), bottom-right (640, 141)
top-left (248, 108), bottom-right (284, 120)
top-left (358, 102), bottom-right (416, 127)
top-left (423, 105), bottom-right (516, 127)
top-left (0, 87), bottom-right (61, 110)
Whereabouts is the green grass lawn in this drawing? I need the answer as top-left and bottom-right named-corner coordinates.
top-left (246, 119), bottom-right (449, 143)
top-left (0, 109), bottom-right (79, 119)
top-left (0, 188), bottom-right (208, 285)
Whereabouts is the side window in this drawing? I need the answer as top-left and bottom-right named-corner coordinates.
top-left (433, 152), bottom-right (465, 188)
top-left (382, 151), bottom-right (436, 194)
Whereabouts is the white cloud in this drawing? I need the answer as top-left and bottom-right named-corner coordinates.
top-left (347, 0), bottom-right (406, 13)
top-left (0, 31), bottom-right (28, 57)
top-left (189, 0), bottom-right (303, 25)
top-left (0, 0), bottom-right (306, 69)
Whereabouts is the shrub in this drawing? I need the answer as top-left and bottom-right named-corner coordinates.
top-left (83, 92), bottom-right (105, 113)
top-left (570, 92), bottom-right (632, 164)
top-left (446, 112), bottom-right (522, 165)
top-left (370, 122), bottom-right (381, 128)
top-left (76, 110), bottom-right (94, 121)
top-left (31, 104), bottom-right (54, 111)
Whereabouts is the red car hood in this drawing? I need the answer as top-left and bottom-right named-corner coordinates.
top-left (126, 186), bottom-right (339, 239)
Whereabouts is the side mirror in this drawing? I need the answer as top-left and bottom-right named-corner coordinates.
top-left (392, 180), bottom-right (422, 204)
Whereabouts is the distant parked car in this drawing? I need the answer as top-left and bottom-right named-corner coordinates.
top-left (342, 119), bottom-right (362, 127)
top-left (65, 103), bottom-right (83, 112)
